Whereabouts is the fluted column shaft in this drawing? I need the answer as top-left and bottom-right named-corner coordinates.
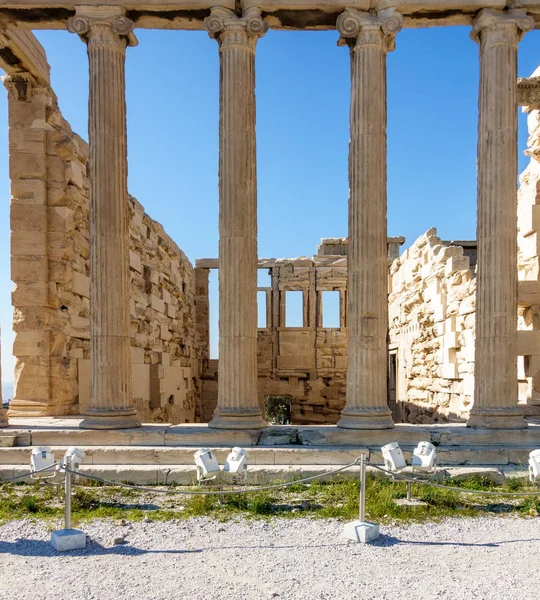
top-left (467, 9), bottom-right (533, 429)
top-left (205, 8), bottom-right (267, 429)
top-left (68, 8), bottom-right (140, 429)
top-left (337, 9), bottom-right (402, 429)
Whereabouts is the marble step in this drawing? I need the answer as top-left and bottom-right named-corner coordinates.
top-left (6, 419), bottom-right (540, 448)
top-left (0, 444), bottom-right (536, 469)
top-left (0, 462), bottom-right (530, 486)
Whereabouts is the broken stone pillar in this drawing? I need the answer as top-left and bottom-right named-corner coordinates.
top-left (68, 8), bottom-right (141, 429)
top-left (204, 7), bottom-right (267, 429)
top-left (336, 9), bottom-right (402, 429)
top-left (4, 73), bottom-right (53, 418)
top-left (467, 9), bottom-right (533, 429)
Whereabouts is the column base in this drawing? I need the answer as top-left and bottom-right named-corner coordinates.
top-left (337, 407), bottom-right (394, 430)
top-left (466, 407), bottom-right (527, 429)
top-left (8, 399), bottom-right (51, 418)
top-left (0, 409), bottom-right (8, 428)
top-left (209, 408), bottom-right (267, 430)
top-left (80, 408), bottom-right (141, 430)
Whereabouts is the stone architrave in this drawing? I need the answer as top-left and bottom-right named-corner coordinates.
top-left (204, 7), bottom-right (267, 429)
top-left (336, 8), bottom-right (402, 429)
top-left (467, 9), bottom-right (534, 429)
top-left (67, 8), bottom-right (141, 429)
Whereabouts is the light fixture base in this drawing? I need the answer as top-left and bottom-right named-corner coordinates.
top-left (342, 520), bottom-right (380, 543)
top-left (394, 498), bottom-right (428, 507)
top-left (50, 529), bottom-right (86, 551)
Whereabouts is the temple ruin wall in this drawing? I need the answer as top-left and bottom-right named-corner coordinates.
top-left (8, 70), bottom-right (205, 423)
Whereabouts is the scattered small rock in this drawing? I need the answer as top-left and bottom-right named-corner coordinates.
top-left (300, 501), bottom-right (311, 510)
top-left (218, 527), bottom-right (226, 533)
top-left (113, 536), bottom-right (126, 545)
top-left (117, 519), bottom-right (129, 527)
top-left (143, 517), bottom-right (153, 523)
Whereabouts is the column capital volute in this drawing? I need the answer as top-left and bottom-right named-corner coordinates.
top-left (66, 6), bottom-right (138, 47)
top-left (204, 6), bottom-right (268, 41)
top-left (336, 8), bottom-right (403, 51)
top-left (470, 8), bottom-right (534, 44)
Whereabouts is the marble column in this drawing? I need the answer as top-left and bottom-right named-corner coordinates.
top-left (67, 8), bottom-right (141, 429)
top-left (204, 7), bottom-right (267, 429)
top-left (467, 9), bottom-right (534, 429)
top-left (337, 9), bottom-right (402, 429)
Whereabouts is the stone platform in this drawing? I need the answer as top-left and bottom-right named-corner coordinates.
top-left (0, 418), bottom-right (538, 484)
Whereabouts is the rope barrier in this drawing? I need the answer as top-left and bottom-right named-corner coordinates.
top-left (0, 463), bottom-right (59, 484)
top-left (368, 463), bottom-right (540, 497)
top-left (65, 457), bottom-right (362, 496)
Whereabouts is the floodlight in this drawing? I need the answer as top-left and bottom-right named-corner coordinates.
top-left (381, 442), bottom-right (406, 472)
top-left (64, 447), bottom-right (86, 470)
top-left (223, 447), bottom-right (248, 477)
top-left (411, 441), bottom-right (437, 474)
top-left (529, 449), bottom-right (540, 484)
top-left (194, 448), bottom-right (220, 481)
top-left (30, 446), bottom-right (56, 479)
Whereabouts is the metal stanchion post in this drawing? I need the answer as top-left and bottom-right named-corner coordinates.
top-left (343, 453), bottom-right (380, 543)
top-left (50, 455), bottom-right (86, 551)
top-left (64, 455), bottom-right (72, 530)
top-left (359, 453), bottom-right (366, 522)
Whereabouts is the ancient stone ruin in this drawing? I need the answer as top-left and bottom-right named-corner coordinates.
top-left (2, 1), bottom-right (540, 467)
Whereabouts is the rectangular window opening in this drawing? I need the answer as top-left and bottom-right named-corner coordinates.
top-left (322, 290), bottom-right (340, 328)
top-left (285, 290), bottom-right (304, 327)
top-left (258, 269), bottom-right (272, 288)
top-left (257, 291), bottom-right (267, 328)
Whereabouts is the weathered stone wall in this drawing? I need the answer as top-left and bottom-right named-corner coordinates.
top-left (517, 82), bottom-right (540, 409)
top-left (200, 238), bottom-right (403, 425)
top-left (388, 229), bottom-right (476, 422)
top-left (8, 77), bottom-right (204, 423)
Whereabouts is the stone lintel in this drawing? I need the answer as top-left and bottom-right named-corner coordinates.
top-left (4, 1), bottom-right (540, 31)
top-left (0, 27), bottom-right (49, 86)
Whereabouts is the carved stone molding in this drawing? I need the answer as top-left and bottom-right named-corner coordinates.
top-left (470, 8), bottom-right (534, 44)
top-left (204, 7), bottom-right (268, 48)
top-left (518, 76), bottom-right (540, 108)
top-left (66, 6), bottom-right (137, 47)
top-left (3, 72), bottom-right (35, 101)
top-left (336, 8), bottom-right (403, 51)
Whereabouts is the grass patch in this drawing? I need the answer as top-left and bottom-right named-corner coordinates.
top-left (0, 474), bottom-right (538, 526)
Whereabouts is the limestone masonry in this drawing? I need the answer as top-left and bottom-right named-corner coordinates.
top-left (1, 3), bottom-right (540, 432)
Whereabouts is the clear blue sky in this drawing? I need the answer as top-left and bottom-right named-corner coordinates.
top-left (0, 25), bottom-right (539, 380)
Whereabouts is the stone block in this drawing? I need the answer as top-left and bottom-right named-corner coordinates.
top-left (10, 150), bottom-right (46, 179)
top-left (11, 255), bottom-right (48, 282)
top-left (50, 529), bottom-right (86, 552)
top-left (11, 178), bottom-right (47, 205)
top-left (11, 231), bottom-right (47, 256)
top-left (9, 127), bottom-right (46, 153)
top-left (129, 249), bottom-right (142, 273)
top-left (12, 281), bottom-right (48, 306)
top-left (150, 295), bottom-right (166, 314)
top-left (72, 271), bottom-right (90, 298)
top-left (131, 346), bottom-right (145, 364)
top-left (518, 330), bottom-right (540, 356)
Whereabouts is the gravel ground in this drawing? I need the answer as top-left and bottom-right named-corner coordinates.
top-left (0, 516), bottom-right (538, 600)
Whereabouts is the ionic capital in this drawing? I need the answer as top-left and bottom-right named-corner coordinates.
top-left (470, 9), bottom-right (534, 44)
top-left (337, 8), bottom-right (403, 51)
top-left (67, 6), bottom-right (137, 47)
top-left (204, 6), bottom-right (268, 48)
